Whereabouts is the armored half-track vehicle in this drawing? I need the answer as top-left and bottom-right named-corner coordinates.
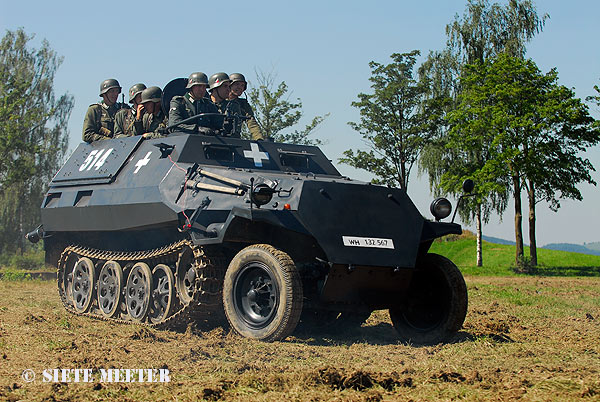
top-left (28, 117), bottom-right (468, 343)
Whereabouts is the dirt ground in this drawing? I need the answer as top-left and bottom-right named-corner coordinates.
top-left (1, 276), bottom-right (599, 401)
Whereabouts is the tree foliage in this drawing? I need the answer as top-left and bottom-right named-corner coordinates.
top-left (245, 69), bottom-right (327, 145)
top-left (421, 0), bottom-right (547, 192)
top-left (447, 0), bottom-right (548, 64)
top-left (0, 28), bottom-right (73, 253)
top-left (419, 0), bottom-right (548, 266)
top-left (586, 82), bottom-right (600, 109)
top-left (448, 54), bottom-right (599, 265)
top-left (341, 50), bottom-right (430, 190)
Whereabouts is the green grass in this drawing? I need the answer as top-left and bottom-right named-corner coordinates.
top-left (0, 268), bottom-right (33, 281)
top-left (430, 235), bottom-right (600, 276)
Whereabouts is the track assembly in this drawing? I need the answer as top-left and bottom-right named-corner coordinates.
top-left (57, 240), bottom-right (224, 330)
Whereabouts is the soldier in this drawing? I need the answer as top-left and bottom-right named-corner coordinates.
top-left (168, 72), bottom-right (219, 134)
top-left (82, 78), bottom-right (128, 143)
top-left (228, 73), bottom-right (264, 140)
top-left (115, 83), bottom-right (147, 137)
top-left (208, 72), bottom-right (242, 138)
top-left (139, 86), bottom-right (168, 139)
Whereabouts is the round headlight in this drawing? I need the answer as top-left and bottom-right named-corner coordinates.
top-left (251, 184), bottom-right (274, 206)
top-left (430, 197), bottom-right (452, 221)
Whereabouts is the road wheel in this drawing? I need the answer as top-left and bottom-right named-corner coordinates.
top-left (97, 260), bottom-right (124, 318)
top-left (72, 257), bottom-right (96, 313)
top-left (149, 264), bottom-right (176, 324)
top-left (390, 253), bottom-right (467, 345)
top-left (125, 262), bottom-right (152, 322)
top-left (223, 244), bottom-right (302, 341)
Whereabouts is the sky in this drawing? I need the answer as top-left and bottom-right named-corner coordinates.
top-left (1, 0), bottom-right (599, 246)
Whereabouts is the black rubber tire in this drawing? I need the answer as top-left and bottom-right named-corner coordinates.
top-left (223, 244), bottom-right (303, 341)
top-left (389, 253), bottom-right (467, 345)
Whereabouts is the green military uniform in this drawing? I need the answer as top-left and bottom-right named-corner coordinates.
top-left (231, 97), bottom-right (264, 140)
top-left (114, 107), bottom-right (143, 137)
top-left (214, 99), bottom-right (242, 138)
top-left (142, 110), bottom-right (168, 139)
top-left (82, 101), bottom-right (128, 143)
top-left (168, 92), bottom-right (219, 134)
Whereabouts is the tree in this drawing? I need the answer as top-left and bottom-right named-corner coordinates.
top-left (447, 54), bottom-right (599, 266)
top-left (419, 0), bottom-right (548, 266)
top-left (341, 50), bottom-right (430, 191)
top-left (245, 69), bottom-right (327, 145)
top-left (447, 0), bottom-right (548, 64)
top-left (520, 73), bottom-right (599, 265)
top-left (586, 82), bottom-right (600, 108)
top-left (0, 28), bottom-right (73, 253)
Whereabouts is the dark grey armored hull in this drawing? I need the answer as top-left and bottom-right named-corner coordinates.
top-left (36, 132), bottom-right (465, 343)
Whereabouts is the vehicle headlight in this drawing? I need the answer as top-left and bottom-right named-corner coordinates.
top-left (430, 197), bottom-right (452, 221)
top-left (251, 184), bottom-right (275, 207)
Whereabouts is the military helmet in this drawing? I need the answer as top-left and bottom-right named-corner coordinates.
top-left (208, 72), bottom-right (231, 91)
top-left (99, 78), bottom-right (121, 96)
top-left (186, 72), bottom-right (209, 89)
top-left (141, 86), bottom-right (163, 104)
top-left (128, 83), bottom-right (147, 103)
top-left (229, 73), bottom-right (247, 91)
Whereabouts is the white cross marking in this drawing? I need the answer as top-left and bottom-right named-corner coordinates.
top-left (134, 151), bottom-right (152, 173)
top-left (243, 143), bottom-right (269, 167)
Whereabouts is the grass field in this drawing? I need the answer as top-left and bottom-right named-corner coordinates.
top-left (1, 275), bottom-right (599, 401)
top-left (430, 235), bottom-right (600, 276)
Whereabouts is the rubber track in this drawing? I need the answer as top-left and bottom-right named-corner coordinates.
top-left (56, 240), bottom-right (224, 330)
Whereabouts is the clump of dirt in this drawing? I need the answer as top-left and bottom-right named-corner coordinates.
top-left (22, 313), bottom-right (46, 324)
top-left (129, 327), bottom-right (166, 342)
top-left (202, 386), bottom-right (223, 401)
top-left (485, 319), bottom-right (511, 333)
top-left (432, 371), bottom-right (466, 383)
top-left (310, 366), bottom-right (413, 391)
top-left (201, 380), bottom-right (233, 401)
top-left (465, 307), bottom-right (521, 342)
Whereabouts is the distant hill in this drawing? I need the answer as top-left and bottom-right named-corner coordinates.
top-left (584, 242), bottom-right (600, 252)
top-left (483, 235), bottom-right (531, 247)
top-left (543, 243), bottom-right (600, 256)
top-left (483, 235), bottom-right (519, 246)
top-left (482, 235), bottom-right (600, 257)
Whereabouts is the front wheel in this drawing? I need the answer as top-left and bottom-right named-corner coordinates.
top-left (223, 244), bottom-right (303, 341)
top-left (390, 253), bottom-right (467, 345)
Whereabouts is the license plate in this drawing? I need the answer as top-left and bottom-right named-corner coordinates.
top-left (342, 236), bottom-right (395, 249)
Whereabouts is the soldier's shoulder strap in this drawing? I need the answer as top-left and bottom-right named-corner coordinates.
top-left (170, 95), bottom-right (187, 107)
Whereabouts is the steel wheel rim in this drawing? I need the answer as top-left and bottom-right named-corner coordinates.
top-left (126, 263), bottom-right (151, 321)
top-left (176, 247), bottom-right (196, 304)
top-left (97, 261), bottom-right (123, 317)
top-left (61, 253), bottom-right (79, 306)
top-left (72, 258), bottom-right (95, 312)
top-left (233, 262), bottom-right (279, 329)
top-left (150, 264), bottom-right (174, 323)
